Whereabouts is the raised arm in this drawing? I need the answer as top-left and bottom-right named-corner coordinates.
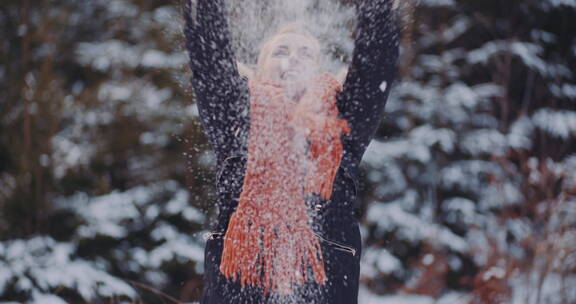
top-left (337, 0), bottom-right (399, 169)
top-left (183, 0), bottom-right (248, 163)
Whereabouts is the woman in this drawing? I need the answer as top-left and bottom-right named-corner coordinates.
top-left (183, 0), bottom-right (399, 303)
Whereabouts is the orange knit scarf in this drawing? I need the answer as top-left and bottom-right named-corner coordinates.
top-left (219, 73), bottom-right (350, 296)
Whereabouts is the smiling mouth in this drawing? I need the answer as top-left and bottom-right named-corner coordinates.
top-left (281, 71), bottom-right (298, 80)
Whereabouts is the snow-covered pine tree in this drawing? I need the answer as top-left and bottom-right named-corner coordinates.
top-left (1, 0), bottom-right (211, 302)
top-left (360, 0), bottom-right (576, 302)
top-left (2, 0), bottom-right (574, 302)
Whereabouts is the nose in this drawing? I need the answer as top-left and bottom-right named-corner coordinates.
top-left (288, 54), bottom-right (300, 67)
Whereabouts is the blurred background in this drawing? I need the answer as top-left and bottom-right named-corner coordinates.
top-left (1, 0), bottom-right (575, 303)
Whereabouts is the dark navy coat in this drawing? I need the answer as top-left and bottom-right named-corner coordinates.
top-left (183, 1), bottom-right (398, 303)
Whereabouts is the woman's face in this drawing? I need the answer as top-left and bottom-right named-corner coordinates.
top-left (258, 33), bottom-right (320, 97)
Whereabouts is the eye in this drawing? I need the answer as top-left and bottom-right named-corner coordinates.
top-left (299, 48), bottom-right (315, 60)
top-left (272, 47), bottom-right (289, 57)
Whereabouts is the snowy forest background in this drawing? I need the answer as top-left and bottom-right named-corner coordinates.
top-left (1, 0), bottom-right (575, 303)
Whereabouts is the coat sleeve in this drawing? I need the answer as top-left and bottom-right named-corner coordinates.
top-left (183, 0), bottom-right (249, 163)
top-left (337, 0), bottom-right (400, 167)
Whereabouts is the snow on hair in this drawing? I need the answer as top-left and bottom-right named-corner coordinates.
top-left (254, 21), bottom-right (321, 80)
top-left (237, 61), bottom-right (255, 80)
top-left (237, 22), bottom-right (348, 85)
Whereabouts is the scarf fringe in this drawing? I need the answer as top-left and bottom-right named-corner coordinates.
top-left (221, 212), bottom-right (327, 296)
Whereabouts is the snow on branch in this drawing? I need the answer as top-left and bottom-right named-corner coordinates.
top-left (507, 116), bottom-right (535, 149)
top-left (363, 126), bottom-right (455, 166)
top-left (417, 0), bottom-right (456, 7)
top-left (367, 199), bottom-right (468, 252)
top-left (76, 40), bottom-right (187, 72)
top-left (532, 108), bottom-right (576, 139)
top-left (0, 237), bottom-right (136, 302)
top-left (467, 40), bottom-right (570, 78)
top-left (549, 83), bottom-right (576, 100)
top-left (56, 180), bottom-right (204, 239)
top-left (460, 129), bottom-right (507, 156)
top-left (442, 197), bottom-right (479, 226)
top-left (540, 0), bottom-right (576, 10)
top-left (361, 246), bottom-right (402, 278)
top-left (441, 160), bottom-right (503, 193)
